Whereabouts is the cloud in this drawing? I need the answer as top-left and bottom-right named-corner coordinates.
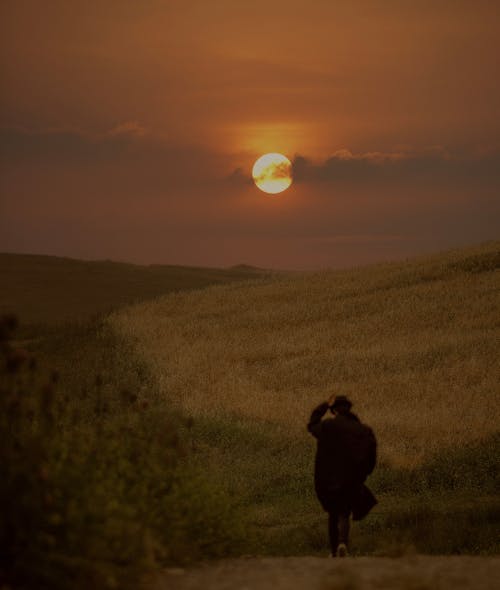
top-left (226, 167), bottom-right (253, 185)
top-left (0, 126), bottom-right (140, 160)
top-left (225, 146), bottom-right (500, 191)
top-left (290, 148), bottom-right (500, 187)
top-left (106, 121), bottom-right (148, 138)
top-left (0, 126), bottom-right (222, 184)
top-left (1, 126), bottom-right (499, 269)
top-left (310, 234), bottom-right (404, 245)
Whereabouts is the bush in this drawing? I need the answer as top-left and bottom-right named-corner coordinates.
top-left (0, 315), bottom-right (242, 589)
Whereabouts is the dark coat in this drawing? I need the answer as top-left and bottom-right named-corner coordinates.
top-left (308, 402), bottom-right (377, 520)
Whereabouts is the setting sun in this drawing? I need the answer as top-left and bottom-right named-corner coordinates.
top-left (252, 153), bottom-right (293, 194)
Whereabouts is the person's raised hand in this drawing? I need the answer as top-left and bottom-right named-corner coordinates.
top-left (327, 393), bottom-right (336, 407)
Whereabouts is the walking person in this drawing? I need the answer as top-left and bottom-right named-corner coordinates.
top-left (308, 394), bottom-right (377, 557)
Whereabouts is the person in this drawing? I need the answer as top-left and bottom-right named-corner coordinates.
top-left (307, 394), bottom-right (377, 557)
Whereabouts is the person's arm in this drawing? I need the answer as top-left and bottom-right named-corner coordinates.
top-left (307, 394), bottom-right (335, 438)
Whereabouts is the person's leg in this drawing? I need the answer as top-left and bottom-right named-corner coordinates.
top-left (337, 509), bottom-right (351, 554)
top-left (327, 510), bottom-right (339, 555)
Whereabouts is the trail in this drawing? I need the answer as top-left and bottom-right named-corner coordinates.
top-left (148, 555), bottom-right (500, 590)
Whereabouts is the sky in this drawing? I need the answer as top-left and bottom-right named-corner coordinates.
top-left (1, 0), bottom-right (499, 269)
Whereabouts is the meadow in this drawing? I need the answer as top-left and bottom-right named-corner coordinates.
top-left (2, 244), bottom-right (499, 589)
top-left (111, 241), bottom-right (500, 555)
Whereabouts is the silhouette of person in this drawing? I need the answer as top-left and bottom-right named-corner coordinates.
top-left (308, 394), bottom-right (377, 557)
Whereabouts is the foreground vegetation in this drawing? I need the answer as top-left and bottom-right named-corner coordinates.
top-left (1, 257), bottom-right (261, 588)
top-left (1, 317), bottom-right (243, 589)
top-left (112, 241), bottom-right (500, 556)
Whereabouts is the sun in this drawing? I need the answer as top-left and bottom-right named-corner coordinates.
top-left (252, 153), bottom-right (292, 194)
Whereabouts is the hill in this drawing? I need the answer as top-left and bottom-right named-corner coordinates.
top-left (0, 252), bottom-right (268, 331)
top-left (112, 240), bottom-right (500, 467)
top-left (111, 241), bottom-right (500, 555)
top-left (2, 242), bottom-right (499, 587)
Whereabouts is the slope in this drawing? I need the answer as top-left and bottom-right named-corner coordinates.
top-left (0, 252), bottom-right (266, 332)
top-left (112, 241), bottom-right (500, 467)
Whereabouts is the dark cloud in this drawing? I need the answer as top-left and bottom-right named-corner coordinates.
top-left (0, 126), bottom-right (222, 185)
top-left (226, 167), bottom-right (253, 186)
top-left (227, 147), bottom-right (500, 190)
top-left (290, 149), bottom-right (500, 188)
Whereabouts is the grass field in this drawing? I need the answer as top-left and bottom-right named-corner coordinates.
top-left (111, 240), bottom-right (500, 555)
top-left (2, 243), bottom-right (499, 589)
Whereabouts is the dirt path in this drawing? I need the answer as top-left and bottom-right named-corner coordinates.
top-left (148, 555), bottom-right (500, 590)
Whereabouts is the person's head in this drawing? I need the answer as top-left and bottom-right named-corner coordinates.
top-left (330, 395), bottom-right (352, 415)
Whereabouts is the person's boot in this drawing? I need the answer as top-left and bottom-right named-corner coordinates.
top-left (336, 542), bottom-right (348, 557)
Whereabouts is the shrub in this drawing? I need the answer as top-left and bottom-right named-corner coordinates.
top-left (0, 315), bottom-right (242, 589)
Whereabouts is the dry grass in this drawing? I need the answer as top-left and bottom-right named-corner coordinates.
top-left (111, 241), bottom-right (499, 468)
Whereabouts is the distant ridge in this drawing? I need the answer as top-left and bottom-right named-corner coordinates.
top-left (0, 252), bottom-right (265, 329)
top-left (229, 263), bottom-right (266, 272)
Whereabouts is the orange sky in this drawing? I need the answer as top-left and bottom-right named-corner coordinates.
top-left (1, 1), bottom-right (499, 268)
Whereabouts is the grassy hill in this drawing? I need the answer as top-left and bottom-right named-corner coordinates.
top-left (2, 242), bottom-right (499, 587)
top-left (111, 240), bottom-right (500, 554)
top-left (0, 252), bottom-right (266, 332)
top-left (112, 240), bottom-right (500, 466)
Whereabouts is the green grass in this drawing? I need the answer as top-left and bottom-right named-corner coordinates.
top-left (1, 317), bottom-right (245, 589)
top-left (179, 413), bottom-right (500, 557)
